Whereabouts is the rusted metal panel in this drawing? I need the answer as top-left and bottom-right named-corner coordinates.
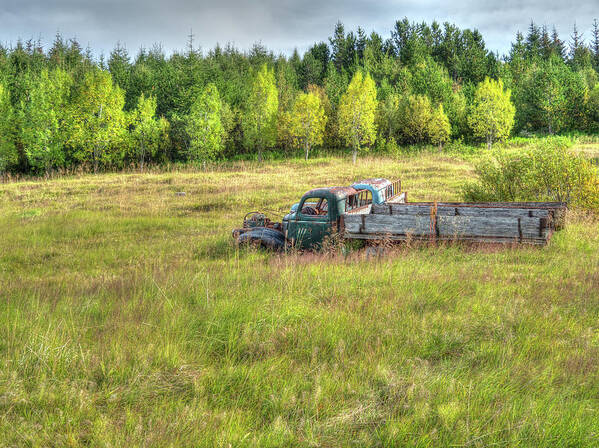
top-left (303, 186), bottom-right (359, 200)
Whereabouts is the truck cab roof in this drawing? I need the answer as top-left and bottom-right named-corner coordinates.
top-left (352, 178), bottom-right (392, 190)
top-left (301, 186), bottom-right (360, 201)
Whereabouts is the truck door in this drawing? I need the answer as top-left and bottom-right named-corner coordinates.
top-left (287, 196), bottom-right (332, 249)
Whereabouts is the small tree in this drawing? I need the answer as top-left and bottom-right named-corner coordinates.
top-left (0, 81), bottom-right (17, 174)
top-left (22, 69), bottom-right (73, 173)
top-left (243, 64), bottom-right (278, 162)
top-left (67, 69), bottom-right (127, 172)
top-left (290, 92), bottom-right (327, 160)
top-left (186, 83), bottom-right (225, 164)
top-left (338, 71), bottom-right (377, 163)
top-left (468, 77), bottom-right (515, 149)
top-left (397, 94), bottom-right (433, 144)
top-left (129, 94), bottom-right (169, 171)
top-left (428, 104), bottom-right (451, 151)
top-left (307, 84), bottom-right (337, 150)
top-left (587, 84), bottom-right (599, 133)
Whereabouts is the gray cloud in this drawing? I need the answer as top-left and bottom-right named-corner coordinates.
top-left (0, 0), bottom-right (597, 58)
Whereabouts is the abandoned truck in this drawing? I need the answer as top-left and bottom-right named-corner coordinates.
top-left (232, 179), bottom-right (567, 250)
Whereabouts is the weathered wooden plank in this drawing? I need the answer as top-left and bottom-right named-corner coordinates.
top-left (344, 214), bottom-right (432, 234)
top-left (344, 213), bottom-right (549, 241)
top-left (371, 203), bottom-right (552, 219)
top-left (404, 201), bottom-right (566, 209)
top-left (437, 215), bottom-right (547, 239)
top-left (366, 214), bottom-right (432, 235)
top-left (345, 233), bottom-right (549, 245)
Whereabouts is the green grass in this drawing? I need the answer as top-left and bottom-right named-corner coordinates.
top-left (1, 151), bottom-right (599, 447)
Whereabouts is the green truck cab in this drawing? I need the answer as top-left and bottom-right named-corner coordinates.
top-left (283, 187), bottom-right (366, 249)
top-left (233, 186), bottom-right (372, 250)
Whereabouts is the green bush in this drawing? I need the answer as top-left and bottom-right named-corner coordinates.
top-left (463, 138), bottom-right (599, 211)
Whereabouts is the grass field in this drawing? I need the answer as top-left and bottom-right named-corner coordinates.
top-left (1, 150), bottom-right (599, 447)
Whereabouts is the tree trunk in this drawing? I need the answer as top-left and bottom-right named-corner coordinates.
top-left (487, 135), bottom-right (492, 151)
top-left (352, 148), bottom-right (357, 164)
top-left (305, 142), bottom-right (309, 161)
top-left (140, 133), bottom-right (145, 172)
top-left (93, 146), bottom-right (98, 174)
top-left (258, 148), bottom-right (263, 163)
top-left (438, 142), bottom-right (443, 152)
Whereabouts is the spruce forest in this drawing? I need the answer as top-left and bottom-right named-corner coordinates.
top-left (2, 19), bottom-right (599, 174)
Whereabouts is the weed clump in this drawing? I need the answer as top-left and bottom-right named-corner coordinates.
top-left (463, 137), bottom-right (599, 211)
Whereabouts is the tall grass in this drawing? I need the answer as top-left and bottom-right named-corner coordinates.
top-left (1, 152), bottom-right (598, 446)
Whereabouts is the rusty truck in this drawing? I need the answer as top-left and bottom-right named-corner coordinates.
top-left (232, 178), bottom-right (566, 250)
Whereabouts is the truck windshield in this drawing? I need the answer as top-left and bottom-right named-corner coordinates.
top-left (300, 197), bottom-right (328, 216)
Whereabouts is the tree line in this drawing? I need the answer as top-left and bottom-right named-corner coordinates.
top-left (1, 19), bottom-right (599, 173)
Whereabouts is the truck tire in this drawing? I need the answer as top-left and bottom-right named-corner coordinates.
top-left (236, 228), bottom-right (286, 251)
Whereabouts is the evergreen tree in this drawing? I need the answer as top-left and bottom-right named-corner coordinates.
top-left (593, 19), bottom-right (599, 69)
top-left (0, 80), bottom-right (17, 173)
top-left (356, 27), bottom-right (367, 61)
top-left (551, 26), bottom-right (566, 60)
top-left (540, 25), bottom-right (552, 59)
top-left (525, 21), bottom-right (542, 60)
top-left (330, 21), bottom-right (348, 72)
top-left (570, 23), bottom-right (582, 59)
top-left (48, 32), bottom-right (67, 69)
top-left (568, 23), bottom-right (592, 70)
top-left (509, 31), bottom-right (527, 85)
top-left (108, 42), bottom-right (131, 93)
top-left (458, 29), bottom-right (491, 84)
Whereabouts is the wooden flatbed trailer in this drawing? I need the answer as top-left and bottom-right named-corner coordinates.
top-left (343, 201), bottom-right (567, 245)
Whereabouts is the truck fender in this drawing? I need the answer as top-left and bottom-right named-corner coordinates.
top-left (235, 227), bottom-right (286, 251)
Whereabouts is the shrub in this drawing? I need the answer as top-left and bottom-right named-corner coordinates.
top-left (463, 138), bottom-right (599, 211)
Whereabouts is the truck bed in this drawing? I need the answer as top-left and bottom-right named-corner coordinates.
top-left (343, 201), bottom-right (566, 245)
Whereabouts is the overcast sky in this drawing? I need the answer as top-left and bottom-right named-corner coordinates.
top-left (1, 0), bottom-right (597, 59)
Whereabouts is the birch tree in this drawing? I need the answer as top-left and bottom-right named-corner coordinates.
top-left (21, 68), bottom-right (72, 172)
top-left (468, 77), bottom-right (515, 149)
top-left (243, 64), bottom-right (278, 162)
top-left (129, 94), bottom-right (169, 170)
top-left (68, 70), bottom-right (127, 171)
top-left (338, 71), bottom-right (377, 163)
top-left (186, 83), bottom-right (225, 164)
top-left (290, 92), bottom-right (327, 160)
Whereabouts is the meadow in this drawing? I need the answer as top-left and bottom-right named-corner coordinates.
top-left (1, 149), bottom-right (599, 447)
